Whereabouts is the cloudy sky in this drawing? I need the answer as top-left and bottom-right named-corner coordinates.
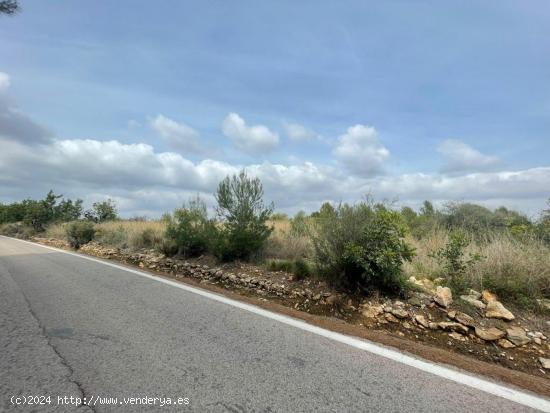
top-left (1, 1), bottom-right (549, 218)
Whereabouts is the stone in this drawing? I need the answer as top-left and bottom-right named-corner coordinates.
top-left (437, 322), bottom-right (469, 335)
top-left (467, 289), bottom-right (481, 299)
top-left (449, 332), bottom-right (467, 341)
top-left (434, 286), bottom-right (453, 308)
top-left (414, 315), bottom-right (430, 328)
top-left (402, 321), bottom-right (412, 330)
top-left (485, 301), bottom-right (515, 321)
top-left (506, 326), bottom-right (531, 346)
top-left (361, 305), bottom-right (383, 319)
top-left (536, 298), bottom-right (550, 311)
top-left (497, 339), bottom-right (516, 349)
top-left (325, 294), bottom-right (339, 305)
top-left (407, 296), bottom-right (422, 307)
top-left (539, 357), bottom-right (550, 369)
top-left (475, 327), bottom-right (505, 341)
top-left (385, 313), bottom-right (399, 323)
top-left (454, 312), bottom-right (476, 328)
top-left (409, 276), bottom-right (436, 293)
top-left (460, 295), bottom-right (486, 309)
top-left (481, 290), bottom-right (497, 303)
top-left (534, 337), bottom-right (542, 345)
top-left (390, 308), bottom-right (409, 319)
top-left (377, 315), bottom-right (388, 324)
top-left (529, 331), bottom-right (546, 340)
top-left (447, 310), bottom-right (457, 319)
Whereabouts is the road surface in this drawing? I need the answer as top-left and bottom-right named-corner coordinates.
top-left (0, 236), bottom-right (547, 412)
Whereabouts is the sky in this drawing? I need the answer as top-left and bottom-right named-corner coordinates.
top-left (1, 0), bottom-right (549, 218)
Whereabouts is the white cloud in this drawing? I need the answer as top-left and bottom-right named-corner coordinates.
top-left (1, 134), bottom-right (549, 216)
top-left (222, 112), bottom-right (279, 154)
top-left (150, 114), bottom-right (202, 154)
top-left (0, 72), bottom-right (10, 91)
top-left (438, 139), bottom-right (500, 173)
top-left (0, 99), bottom-right (548, 217)
top-left (333, 125), bottom-right (390, 176)
top-left (282, 121), bottom-right (316, 142)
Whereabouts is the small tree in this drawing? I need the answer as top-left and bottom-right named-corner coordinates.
top-left (430, 229), bottom-right (483, 293)
top-left (66, 220), bottom-right (95, 249)
top-left (85, 199), bottom-right (118, 223)
top-left (312, 202), bottom-right (415, 293)
top-left (54, 199), bottom-right (83, 222)
top-left (214, 170), bottom-right (273, 261)
top-left (23, 190), bottom-right (62, 232)
top-left (165, 196), bottom-right (215, 257)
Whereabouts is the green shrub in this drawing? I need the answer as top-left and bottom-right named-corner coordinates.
top-left (429, 229), bottom-right (483, 294)
top-left (270, 212), bottom-right (288, 220)
top-left (266, 258), bottom-right (311, 280)
top-left (292, 258), bottom-right (311, 280)
top-left (0, 222), bottom-right (35, 239)
top-left (214, 170), bottom-right (273, 261)
top-left (156, 237), bottom-right (179, 256)
top-left (65, 220), bottom-right (95, 249)
top-left (266, 259), bottom-right (294, 273)
top-left (165, 196), bottom-right (216, 258)
top-left (312, 202), bottom-right (414, 293)
top-left (289, 211), bottom-right (310, 237)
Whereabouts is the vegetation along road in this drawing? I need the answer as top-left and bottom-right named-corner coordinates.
top-left (1, 236), bottom-right (548, 412)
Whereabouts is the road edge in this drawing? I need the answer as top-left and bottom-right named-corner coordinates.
top-left (3, 235), bottom-right (549, 412)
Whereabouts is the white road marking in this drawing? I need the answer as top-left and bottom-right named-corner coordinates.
top-left (3, 236), bottom-right (550, 412)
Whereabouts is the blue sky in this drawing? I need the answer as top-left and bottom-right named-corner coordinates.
top-left (1, 1), bottom-right (549, 217)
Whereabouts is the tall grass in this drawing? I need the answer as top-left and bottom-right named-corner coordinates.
top-left (403, 229), bottom-right (550, 305)
top-left (262, 219), bottom-right (312, 260)
top-left (46, 220), bottom-right (166, 250)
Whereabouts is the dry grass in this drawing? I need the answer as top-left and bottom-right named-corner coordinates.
top-left (44, 222), bottom-right (68, 239)
top-left (404, 229), bottom-right (550, 305)
top-left (46, 220), bottom-right (167, 250)
top-left (263, 218), bottom-right (312, 261)
top-left (95, 220), bottom-right (166, 250)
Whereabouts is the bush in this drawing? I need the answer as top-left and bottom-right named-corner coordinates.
top-left (266, 259), bottom-right (294, 273)
top-left (214, 170), bottom-right (273, 261)
top-left (312, 202), bottom-right (414, 293)
top-left (266, 258), bottom-right (311, 280)
top-left (292, 258), bottom-right (311, 280)
top-left (130, 228), bottom-right (163, 250)
top-left (165, 196), bottom-right (215, 257)
top-left (429, 229), bottom-right (483, 294)
top-left (270, 212), bottom-right (288, 220)
top-left (65, 220), bottom-right (95, 249)
top-left (0, 222), bottom-right (35, 239)
top-left (289, 211), bottom-right (310, 237)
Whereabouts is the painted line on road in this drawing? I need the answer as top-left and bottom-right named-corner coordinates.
top-left (4, 236), bottom-right (550, 412)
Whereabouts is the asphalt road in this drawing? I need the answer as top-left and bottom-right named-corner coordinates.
top-left (0, 236), bottom-right (547, 412)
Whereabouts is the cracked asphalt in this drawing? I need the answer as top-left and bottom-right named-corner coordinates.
top-left (0, 236), bottom-right (545, 412)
